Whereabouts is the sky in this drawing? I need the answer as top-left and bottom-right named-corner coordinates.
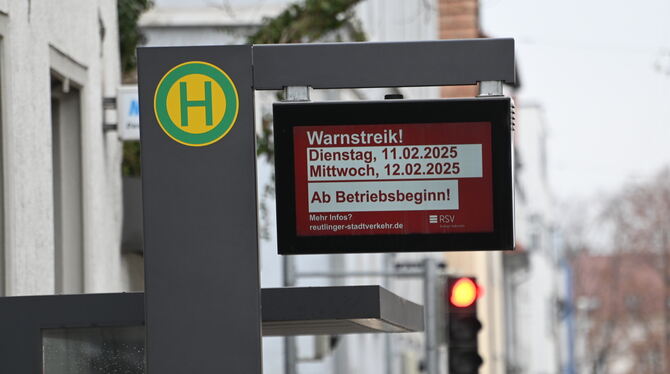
top-left (155, 0), bottom-right (670, 201)
top-left (480, 0), bottom-right (670, 200)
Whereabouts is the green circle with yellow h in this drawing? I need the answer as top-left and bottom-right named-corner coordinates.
top-left (154, 61), bottom-right (239, 147)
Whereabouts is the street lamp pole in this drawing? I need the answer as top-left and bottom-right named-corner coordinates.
top-left (283, 255), bottom-right (298, 374)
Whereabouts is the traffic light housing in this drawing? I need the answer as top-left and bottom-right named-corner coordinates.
top-left (446, 276), bottom-right (483, 374)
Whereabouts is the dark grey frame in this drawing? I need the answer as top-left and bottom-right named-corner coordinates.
top-left (253, 39), bottom-right (515, 89)
top-left (0, 293), bottom-right (144, 373)
top-left (0, 287), bottom-right (423, 372)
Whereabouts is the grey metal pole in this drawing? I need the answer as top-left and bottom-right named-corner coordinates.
top-left (423, 258), bottom-right (438, 374)
top-left (280, 85), bottom-right (309, 374)
top-left (283, 255), bottom-right (298, 374)
top-left (383, 254), bottom-right (395, 374)
top-left (138, 46), bottom-right (262, 374)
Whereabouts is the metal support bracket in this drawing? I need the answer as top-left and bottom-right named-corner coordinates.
top-left (103, 96), bottom-right (118, 132)
top-left (477, 81), bottom-right (504, 97)
top-left (282, 86), bottom-right (311, 102)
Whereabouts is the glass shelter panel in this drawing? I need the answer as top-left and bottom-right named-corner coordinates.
top-left (42, 326), bottom-right (145, 374)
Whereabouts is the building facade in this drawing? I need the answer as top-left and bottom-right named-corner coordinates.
top-left (503, 104), bottom-right (567, 373)
top-left (0, 0), bottom-right (140, 297)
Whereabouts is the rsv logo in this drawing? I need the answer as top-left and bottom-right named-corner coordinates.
top-left (429, 214), bottom-right (455, 224)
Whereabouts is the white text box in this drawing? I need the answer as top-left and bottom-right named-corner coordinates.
top-left (308, 180), bottom-right (459, 212)
top-left (306, 144), bottom-right (482, 181)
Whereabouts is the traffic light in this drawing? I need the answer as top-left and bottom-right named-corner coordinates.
top-left (446, 276), bottom-right (483, 374)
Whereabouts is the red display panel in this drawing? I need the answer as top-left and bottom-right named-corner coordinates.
top-left (292, 122), bottom-right (493, 237)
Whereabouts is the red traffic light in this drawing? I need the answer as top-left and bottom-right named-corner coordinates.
top-left (450, 278), bottom-right (480, 308)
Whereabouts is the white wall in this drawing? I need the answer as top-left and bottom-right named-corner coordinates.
top-left (356, 0), bottom-right (440, 101)
top-left (1, 0), bottom-right (128, 296)
top-left (139, 4), bottom-right (284, 46)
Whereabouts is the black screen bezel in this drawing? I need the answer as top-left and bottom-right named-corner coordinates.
top-left (273, 98), bottom-right (514, 255)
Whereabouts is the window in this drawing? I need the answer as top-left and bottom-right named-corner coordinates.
top-left (49, 45), bottom-right (87, 294)
top-left (51, 75), bottom-right (83, 294)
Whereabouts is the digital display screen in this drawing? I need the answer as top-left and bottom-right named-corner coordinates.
top-left (273, 98), bottom-right (513, 254)
top-left (292, 122), bottom-right (493, 236)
